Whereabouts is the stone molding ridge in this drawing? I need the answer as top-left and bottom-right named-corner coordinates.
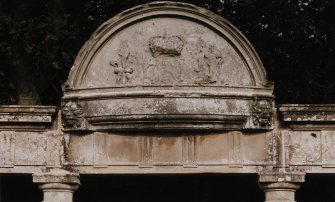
top-left (279, 104), bottom-right (335, 129)
top-left (0, 106), bottom-right (57, 130)
top-left (33, 169), bottom-right (80, 185)
top-left (258, 172), bottom-right (305, 184)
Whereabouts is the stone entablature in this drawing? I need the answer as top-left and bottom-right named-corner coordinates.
top-left (1, 105), bottom-right (335, 174)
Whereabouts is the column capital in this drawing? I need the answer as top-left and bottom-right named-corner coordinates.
top-left (33, 169), bottom-right (80, 202)
top-left (33, 169), bottom-right (80, 185)
top-left (259, 172), bottom-right (305, 184)
top-left (258, 172), bottom-right (305, 202)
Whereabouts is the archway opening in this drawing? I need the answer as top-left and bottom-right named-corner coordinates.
top-left (74, 174), bottom-right (263, 202)
top-left (0, 174), bottom-right (42, 202)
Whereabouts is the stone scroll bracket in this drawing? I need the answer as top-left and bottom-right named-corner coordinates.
top-left (33, 169), bottom-right (80, 202)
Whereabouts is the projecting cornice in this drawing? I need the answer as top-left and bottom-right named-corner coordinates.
top-left (279, 104), bottom-right (335, 129)
top-left (0, 106), bottom-right (57, 131)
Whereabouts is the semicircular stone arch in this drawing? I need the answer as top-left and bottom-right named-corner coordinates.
top-left (62, 1), bottom-right (274, 132)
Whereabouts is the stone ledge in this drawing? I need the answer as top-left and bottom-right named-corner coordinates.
top-left (259, 172), bottom-right (305, 183)
top-left (0, 105), bottom-right (57, 130)
top-left (33, 169), bottom-right (80, 185)
top-left (279, 104), bottom-right (335, 129)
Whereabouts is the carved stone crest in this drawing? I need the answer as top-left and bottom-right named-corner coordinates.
top-left (149, 35), bottom-right (184, 57)
top-left (251, 99), bottom-right (273, 127)
top-left (144, 35), bottom-right (184, 85)
top-left (61, 101), bottom-right (87, 130)
top-left (193, 39), bottom-right (223, 84)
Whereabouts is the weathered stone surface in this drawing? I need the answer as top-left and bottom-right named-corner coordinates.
top-left (62, 1), bottom-right (274, 131)
top-left (94, 132), bottom-right (140, 166)
top-left (64, 133), bottom-right (94, 165)
top-left (259, 172), bottom-right (305, 183)
top-left (321, 130), bottom-right (335, 167)
top-left (0, 131), bottom-right (62, 169)
top-left (0, 131), bottom-right (14, 166)
top-left (63, 131), bottom-right (274, 170)
top-left (196, 133), bottom-right (229, 165)
top-left (241, 131), bottom-right (274, 165)
top-left (151, 135), bottom-right (183, 165)
top-left (15, 132), bottom-right (48, 165)
top-left (33, 169), bottom-right (80, 184)
top-left (288, 131), bottom-right (321, 165)
top-left (279, 104), bottom-right (335, 129)
top-left (0, 106), bottom-right (57, 130)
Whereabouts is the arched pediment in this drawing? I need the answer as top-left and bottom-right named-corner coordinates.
top-left (67, 2), bottom-right (268, 89)
top-left (62, 1), bottom-right (274, 131)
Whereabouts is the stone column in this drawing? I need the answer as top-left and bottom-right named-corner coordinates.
top-left (33, 169), bottom-right (80, 202)
top-left (259, 172), bottom-right (305, 202)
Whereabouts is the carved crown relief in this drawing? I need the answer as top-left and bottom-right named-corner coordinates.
top-left (149, 35), bottom-right (184, 57)
top-left (144, 35), bottom-right (184, 85)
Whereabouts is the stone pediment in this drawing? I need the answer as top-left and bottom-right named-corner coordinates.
top-left (62, 1), bottom-right (274, 131)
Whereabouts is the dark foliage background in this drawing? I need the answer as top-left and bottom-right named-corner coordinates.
top-left (0, 0), bottom-right (334, 105)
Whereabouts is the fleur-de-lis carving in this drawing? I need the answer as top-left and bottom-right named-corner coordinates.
top-left (110, 41), bottom-right (134, 84)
